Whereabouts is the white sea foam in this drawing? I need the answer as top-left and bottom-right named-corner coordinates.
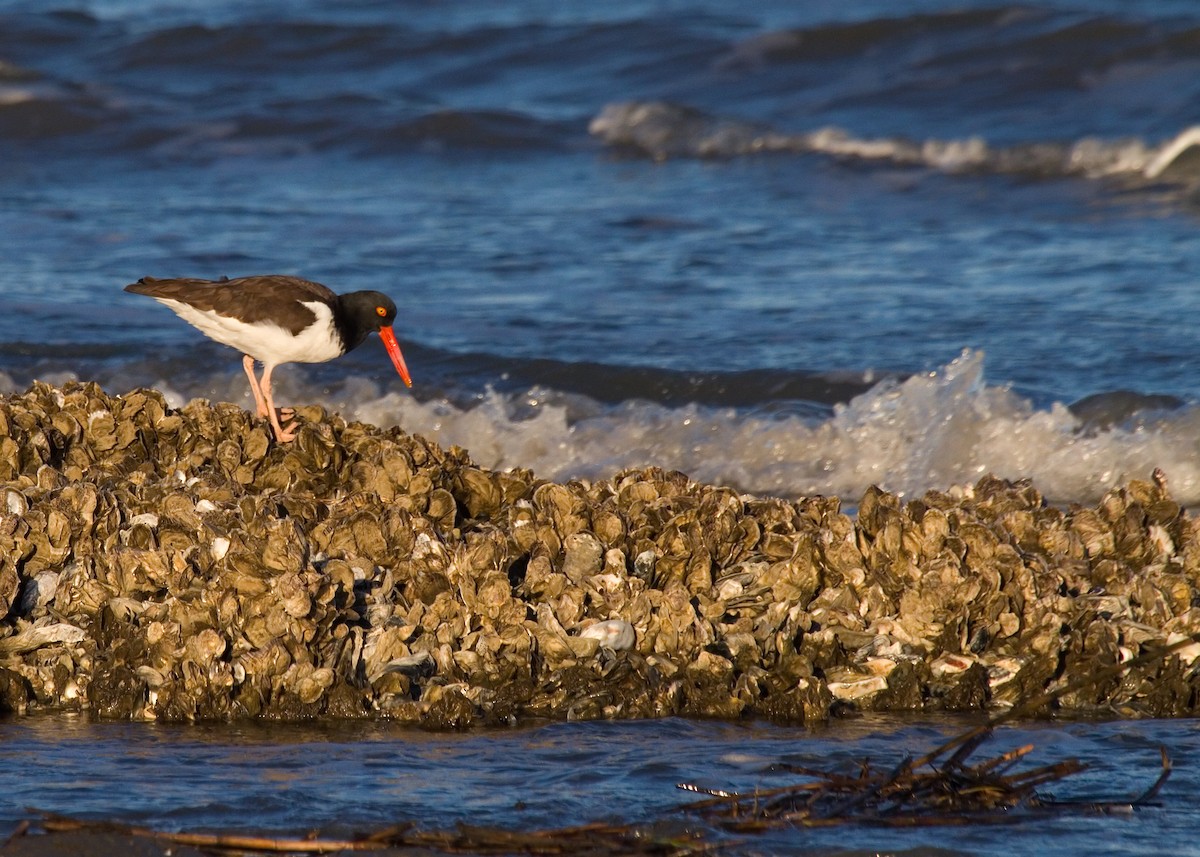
top-left (335, 350), bottom-right (1200, 506)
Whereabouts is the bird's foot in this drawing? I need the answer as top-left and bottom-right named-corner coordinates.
top-left (270, 408), bottom-right (299, 443)
top-left (272, 424), bottom-right (298, 443)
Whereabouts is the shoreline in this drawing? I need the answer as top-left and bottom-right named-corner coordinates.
top-left (1, 381), bottom-right (1198, 726)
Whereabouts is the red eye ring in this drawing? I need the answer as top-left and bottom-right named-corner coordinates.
top-left (376, 306), bottom-right (387, 317)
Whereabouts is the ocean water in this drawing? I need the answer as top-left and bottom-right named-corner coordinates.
top-left (3, 713), bottom-right (1198, 856)
top-left (5, 4), bottom-right (1200, 853)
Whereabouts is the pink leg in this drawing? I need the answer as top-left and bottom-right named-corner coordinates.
top-left (242, 355), bottom-right (270, 418)
top-left (259, 363), bottom-right (297, 442)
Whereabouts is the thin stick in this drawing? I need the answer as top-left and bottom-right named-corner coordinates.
top-left (819, 755), bottom-right (914, 820)
top-left (2, 820), bottom-right (31, 849)
top-left (39, 813), bottom-right (386, 853)
top-left (1132, 746), bottom-right (1173, 806)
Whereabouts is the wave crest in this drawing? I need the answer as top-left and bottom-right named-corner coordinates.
top-left (590, 100), bottom-right (1200, 183)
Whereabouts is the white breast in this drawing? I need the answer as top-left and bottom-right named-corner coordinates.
top-left (156, 298), bottom-right (344, 367)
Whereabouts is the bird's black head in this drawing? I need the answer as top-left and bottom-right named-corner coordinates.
top-left (338, 290), bottom-right (398, 346)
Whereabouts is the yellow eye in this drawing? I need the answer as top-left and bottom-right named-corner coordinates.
top-left (376, 306), bottom-right (387, 317)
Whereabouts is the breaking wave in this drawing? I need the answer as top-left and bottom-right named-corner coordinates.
top-left (590, 101), bottom-right (1200, 183)
top-left (337, 350), bottom-right (1200, 505)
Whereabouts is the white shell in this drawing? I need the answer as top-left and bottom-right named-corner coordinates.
top-left (579, 619), bottom-right (636, 651)
top-left (5, 490), bottom-right (26, 516)
top-left (210, 537), bottom-right (231, 561)
top-left (827, 675), bottom-right (888, 701)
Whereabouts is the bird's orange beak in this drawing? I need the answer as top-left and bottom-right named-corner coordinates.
top-left (379, 326), bottom-right (412, 388)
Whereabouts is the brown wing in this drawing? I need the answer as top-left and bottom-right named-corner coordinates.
top-left (125, 275), bottom-right (338, 336)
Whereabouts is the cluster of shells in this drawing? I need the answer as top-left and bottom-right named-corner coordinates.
top-left (1, 381), bottom-right (1199, 725)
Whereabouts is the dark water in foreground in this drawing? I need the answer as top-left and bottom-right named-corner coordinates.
top-left (1, 714), bottom-right (1196, 855)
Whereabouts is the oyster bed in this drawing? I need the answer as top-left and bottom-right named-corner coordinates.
top-left (1, 382), bottom-right (1198, 726)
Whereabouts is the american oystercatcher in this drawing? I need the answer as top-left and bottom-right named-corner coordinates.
top-left (125, 274), bottom-right (412, 442)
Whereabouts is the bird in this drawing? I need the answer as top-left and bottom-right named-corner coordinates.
top-left (124, 274), bottom-right (412, 442)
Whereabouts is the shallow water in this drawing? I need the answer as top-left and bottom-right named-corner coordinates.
top-left (1, 713), bottom-right (1196, 855)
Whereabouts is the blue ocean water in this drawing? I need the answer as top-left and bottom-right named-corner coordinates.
top-left (2, 713), bottom-right (1197, 856)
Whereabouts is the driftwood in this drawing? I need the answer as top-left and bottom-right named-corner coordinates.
top-left (677, 730), bottom-right (1170, 832)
